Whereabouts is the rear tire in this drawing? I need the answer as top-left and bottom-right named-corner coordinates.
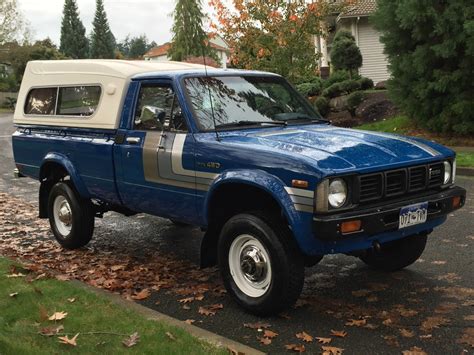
top-left (48, 182), bottom-right (94, 249)
top-left (360, 233), bottom-right (428, 272)
top-left (218, 212), bottom-right (304, 316)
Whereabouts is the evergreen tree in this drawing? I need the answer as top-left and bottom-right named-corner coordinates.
top-left (330, 31), bottom-right (362, 78)
top-left (373, 0), bottom-right (474, 134)
top-left (59, 0), bottom-right (89, 58)
top-left (169, 0), bottom-right (217, 62)
top-left (90, 0), bottom-right (115, 59)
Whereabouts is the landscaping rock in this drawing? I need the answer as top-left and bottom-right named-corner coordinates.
top-left (329, 95), bottom-right (349, 112)
top-left (327, 110), bottom-right (358, 128)
top-left (355, 91), bottom-right (399, 123)
top-left (375, 80), bottom-right (387, 90)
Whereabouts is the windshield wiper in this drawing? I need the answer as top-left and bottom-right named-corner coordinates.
top-left (273, 113), bottom-right (329, 124)
top-left (215, 120), bottom-right (288, 129)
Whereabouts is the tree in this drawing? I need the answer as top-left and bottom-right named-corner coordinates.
top-left (60, 0), bottom-right (89, 58)
top-left (169, 0), bottom-right (217, 62)
top-left (90, 0), bottom-right (115, 59)
top-left (0, 0), bottom-right (28, 44)
top-left (373, 0), bottom-right (474, 134)
top-left (118, 35), bottom-right (156, 59)
top-left (330, 31), bottom-right (362, 78)
top-left (209, 0), bottom-right (345, 83)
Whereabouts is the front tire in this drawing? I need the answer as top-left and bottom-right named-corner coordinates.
top-left (360, 233), bottom-right (428, 271)
top-left (48, 182), bottom-right (94, 249)
top-left (218, 212), bottom-right (304, 316)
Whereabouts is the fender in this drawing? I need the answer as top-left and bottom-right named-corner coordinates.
top-left (203, 169), bottom-right (318, 255)
top-left (40, 152), bottom-right (90, 199)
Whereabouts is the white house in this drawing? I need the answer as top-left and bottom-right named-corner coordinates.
top-left (317, 0), bottom-right (390, 84)
top-left (144, 34), bottom-right (230, 69)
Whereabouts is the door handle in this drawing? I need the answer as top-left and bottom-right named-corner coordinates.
top-left (126, 137), bottom-right (141, 144)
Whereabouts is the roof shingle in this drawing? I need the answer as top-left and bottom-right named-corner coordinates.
top-left (339, 0), bottom-right (377, 19)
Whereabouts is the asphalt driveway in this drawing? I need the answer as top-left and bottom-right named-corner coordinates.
top-left (1, 113), bottom-right (472, 354)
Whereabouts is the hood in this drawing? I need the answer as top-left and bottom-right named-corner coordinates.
top-left (221, 125), bottom-right (453, 173)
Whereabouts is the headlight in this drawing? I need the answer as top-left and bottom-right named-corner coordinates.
top-left (328, 178), bottom-right (347, 208)
top-left (443, 161), bottom-right (452, 184)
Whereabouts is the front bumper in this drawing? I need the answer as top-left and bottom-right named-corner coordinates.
top-left (313, 186), bottom-right (466, 241)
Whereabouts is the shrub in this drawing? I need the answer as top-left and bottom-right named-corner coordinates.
top-left (323, 70), bottom-right (351, 88)
top-left (322, 82), bottom-right (343, 98)
top-left (357, 77), bottom-right (374, 90)
top-left (339, 79), bottom-right (361, 94)
top-left (347, 91), bottom-right (367, 114)
top-left (296, 82), bottom-right (322, 97)
top-left (314, 96), bottom-right (329, 117)
top-left (330, 31), bottom-right (363, 78)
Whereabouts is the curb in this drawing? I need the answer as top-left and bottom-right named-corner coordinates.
top-left (458, 167), bottom-right (474, 177)
top-left (71, 280), bottom-right (264, 355)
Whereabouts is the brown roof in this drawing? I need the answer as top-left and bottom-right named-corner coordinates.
top-left (338, 0), bottom-right (377, 19)
top-left (144, 38), bottom-right (229, 59)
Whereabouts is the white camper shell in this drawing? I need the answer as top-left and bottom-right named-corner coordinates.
top-left (14, 60), bottom-right (205, 130)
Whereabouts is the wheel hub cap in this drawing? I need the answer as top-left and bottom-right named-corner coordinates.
top-left (240, 246), bottom-right (267, 282)
top-left (58, 202), bottom-right (72, 225)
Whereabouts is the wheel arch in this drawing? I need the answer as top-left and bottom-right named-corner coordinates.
top-left (38, 153), bottom-right (89, 218)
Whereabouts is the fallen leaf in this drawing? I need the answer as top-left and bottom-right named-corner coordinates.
top-left (457, 328), bottom-right (474, 348)
top-left (402, 346), bottom-right (427, 355)
top-left (420, 316), bottom-right (450, 332)
top-left (351, 289), bottom-right (371, 297)
top-left (182, 304), bottom-right (191, 310)
top-left (383, 319), bottom-right (393, 326)
top-left (316, 337), bottom-right (332, 344)
top-left (198, 303), bottom-right (223, 316)
top-left (383, 335), bottom-right (399, 347)
top-left (9, 292), bottom-right (18, 297)
top-left (6, 273), bottom-right (25, 278)
top-left (263, 330), bottom-right (278, 339)
top-left (330, 330), bottom-right (347, 338)
top-left (165, 331), bottom-right (176, 340)
top-left (345, 319), bottom-right (366, 327)
top-left (285, 344), bottom-right (305, 352)
top-left (67, 298), bottom-right (75, 303)
top-left (296, 331), bottom-right (313, 343)
top-left (40, 325), bottom-right (64, 337)
top-left (259, 336), bottom-right (271, 345)
top-left (178, 297), bottom-right (194, 304)
top-left (58, 333), bottom-right (78, 347)
top-left (399, 328), bottom-right (415, 338)
top-left (184, 319), bottom-right (195, 325)
top-left (431, 260), bottom-right (447, 265)
top-left (131, 289), bottom-right (151, 300)
top-left (48, 311), bottom-right (68, 321)
top-left (464, 315), bottom-right (474, 321)
top-left (110, 265), bottom-right (125, 271)
top-left (122, 332), bottom-right (140, 348)
top-left (322, 346), bottom-right (344, 355)
top-left (419, 334), bottom-right (432, 340)
top-left (243, 322), bottom-right (271, 329)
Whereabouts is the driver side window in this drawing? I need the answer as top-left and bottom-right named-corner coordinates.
top-left (134, 84), bottom-right (187, 132)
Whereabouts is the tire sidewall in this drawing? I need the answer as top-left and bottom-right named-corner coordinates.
top-left (218, 213), bottom-right (296, 313)
top-left (48, 182), bottom-right (92, 249)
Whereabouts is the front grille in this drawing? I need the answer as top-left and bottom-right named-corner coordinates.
top-left (358, 162), bottom-right (446, 204)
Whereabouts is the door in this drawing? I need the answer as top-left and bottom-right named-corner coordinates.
top-left (115, 80), bottom-right (199, 223)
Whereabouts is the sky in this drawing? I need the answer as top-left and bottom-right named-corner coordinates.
top-left (18, 0), bottom-right (215, 46)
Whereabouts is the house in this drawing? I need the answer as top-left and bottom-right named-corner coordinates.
top-left (144, 34), bottom-right (230, 69)
top-left (317, 0), bottom-right (389, 84)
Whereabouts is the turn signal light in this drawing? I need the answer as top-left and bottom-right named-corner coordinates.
top-left (341, 220), bottom-right (362, 234)
top-left (452, 196), bottom-right (462, 209)
top-left (292, 179), bottom-right (309, 188)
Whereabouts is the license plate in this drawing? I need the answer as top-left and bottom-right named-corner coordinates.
top-left (399, 202), bottom-right (428, 229)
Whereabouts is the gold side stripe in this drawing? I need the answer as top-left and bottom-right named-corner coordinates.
top-left (284, 186), bottom-right (314, 199)
top-left (294, 204), bottom-right (314, 213)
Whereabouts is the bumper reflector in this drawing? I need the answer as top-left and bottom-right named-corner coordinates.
top-left (452, 196), bottom-right (462, 209)
top-left (341, 220), bottom-right (362, 234)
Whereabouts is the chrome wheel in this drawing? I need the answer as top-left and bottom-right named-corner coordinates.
top-left (228, 234), bottom-right (272, 297)
top-left (53, 195), bottom-right (72, 237)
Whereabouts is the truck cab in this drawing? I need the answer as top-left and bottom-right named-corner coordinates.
top-left (12, 60), bottom-right (466, 315)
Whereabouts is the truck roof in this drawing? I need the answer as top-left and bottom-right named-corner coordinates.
top-left (27, 60), bottom-right (209, 79)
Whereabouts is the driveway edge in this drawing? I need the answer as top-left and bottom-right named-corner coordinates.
top-left (458, 167), bottom-right (474, 177)
top-left (71, 280), bottom-right (264, 355)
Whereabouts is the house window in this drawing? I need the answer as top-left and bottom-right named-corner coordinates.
top-left (57, 86), bottom-right (101, 116)
top-left (24, 87), bottom-right (57, 115)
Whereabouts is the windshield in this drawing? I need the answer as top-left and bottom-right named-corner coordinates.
top-left (184, 75), bottom-right (323, 130)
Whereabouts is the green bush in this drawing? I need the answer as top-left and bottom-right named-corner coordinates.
top-left (347, 91), bottom-right (367, 114)
top-left (322, 82), bottom-right (343, 98)
top-left (330, 31), bottom-right (363, 77)
top-left (296, 81), bottom-right (322, 97)
top-left (323, 70), bottom-right (351, 88)
top-left (357, 77), bottom-right (374, 90)
top-left (314, 96), bottom-right (329, 117)
top-left (322, 79), bottom-right (362, 98)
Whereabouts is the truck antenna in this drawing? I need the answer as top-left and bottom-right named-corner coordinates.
top-left (201, 42), bottom-right (220, 142)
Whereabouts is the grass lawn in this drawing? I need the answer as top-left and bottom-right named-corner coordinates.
top-left (0, 257), bottom-right (226, 355)
top-left (456, 152), bottom-right (474, 168)
top-left (356, 115), bottom-right (411, 134)
top-left (0, 108), bottom-right (13, 113)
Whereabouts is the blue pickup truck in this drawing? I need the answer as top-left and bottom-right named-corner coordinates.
top-left (12, 60), bottom-right (466, 315)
